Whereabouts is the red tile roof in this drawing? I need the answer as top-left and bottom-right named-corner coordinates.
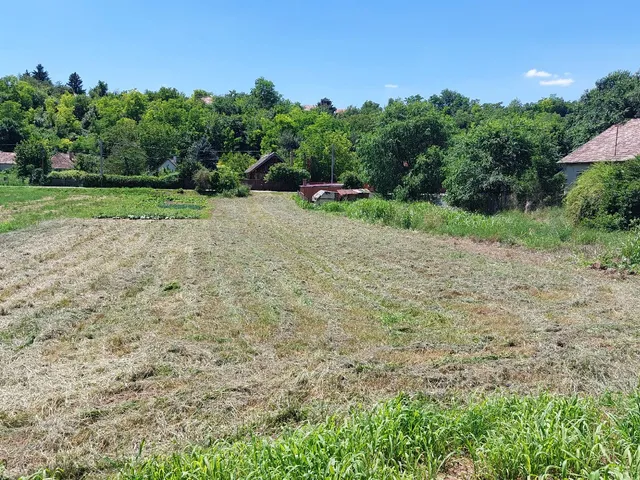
top-left (559, 119), bottom-right (640, 164)
top-left (51, 152), bottom-right (75, 170)
top-left (0, 151), bottom-right (16, 165)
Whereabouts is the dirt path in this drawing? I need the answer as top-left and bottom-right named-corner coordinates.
top-left (1, 193), bottom-right (640, 476)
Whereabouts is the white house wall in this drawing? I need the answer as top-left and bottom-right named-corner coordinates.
top-left (562, 163), bottom-right (592, 189)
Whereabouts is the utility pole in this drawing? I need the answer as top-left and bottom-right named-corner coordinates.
top-left (331, 143), bottom-right (335, 184)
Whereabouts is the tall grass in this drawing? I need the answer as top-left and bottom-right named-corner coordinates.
top-left (306, 197), bottom-right (632, 252)
top-left (87, 393), bottom-right (640, 479)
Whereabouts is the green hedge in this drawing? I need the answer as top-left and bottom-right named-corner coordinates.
top-left (47, 170), bottom-right (181, 189)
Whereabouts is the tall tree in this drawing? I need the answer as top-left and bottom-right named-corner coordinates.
top-left (250, 77), bottom-right (281, 110)
top-left (67, 72), bottom-right (85, 95)
top-left (14, 138), bottom-right (51, 178)
top-left (316, 98), bottom-right (336, 115)
top-left (187, 137), bottom-right (218, 170)
top-left (89, 80), bottom-right (109, 98)
top-left (31, 64), bottom-right (51, 83)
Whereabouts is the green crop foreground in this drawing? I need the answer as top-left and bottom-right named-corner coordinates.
top-left (100, 393), bottom-right (640, 480)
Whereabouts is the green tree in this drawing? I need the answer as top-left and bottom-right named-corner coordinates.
top-left (187, 137), bottom-right (218, 170)
top-left (0, 101), bottom-right (25, 150)
top-left (219, 152), bottom-right (255, 175)
top-left (568, 70), bottom-right (640, 148)
top-left (444, 117), bottom-right (564, 213)
top-left (296, 118), bottom-right (356, 181)
top-left (358, 104), bottom-right (452, 195)
top-left (316, 97), bottom-right (336, 115)
top-left (14, 138), bottom-right (51, 178)
top-left (250, 77), bottom-right (282, 110)
top-left (394, 147), bottom-right (444, 201)
top-left (105, 144), bottom-right (147, 175)
top-left (89, 80), bottom-right (109, 98)
top-left (31, 64), bottom-right (51, 83)
top-left (67, 72), bottom-right (85, 95)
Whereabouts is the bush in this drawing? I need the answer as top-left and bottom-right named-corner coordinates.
top-left (338, 171), bottom-right (364, 189)
top-left (565, 157), bottom-right (640, 230)
top-left (193, 167), bottom-right (212, 193)
top-left (600, 224), bottom-right (640, 272)
top-left (214, 164), bottom-right (240, 192)
top-left (47, 170), bottom-right (181, 189)
top-left (264, 163), bottom-right (310, 190)
top-left (235, 184), bottom-right (251, 197)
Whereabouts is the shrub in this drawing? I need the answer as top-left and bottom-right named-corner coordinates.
top-left (46, 170), bottom-right (181, 189)
top-left (74, 153), bottom-right (101, 173)
top-left (215, 165), bottom-right (240, 192)
top-left (193, 167), bottom-right (212, 193)
top-left (565, 157), bottom-right (640, 230)
top-left (235, 184), bottom-right (251, 197)
top-left (338, 171), bottom-right (364, 189)
top-left (264, 163), bottom-right (310, 190)
top-left (30, 168), bottom-right (46, 185)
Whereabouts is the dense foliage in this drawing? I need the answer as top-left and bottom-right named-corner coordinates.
top-left (3, 64), bottom-right (640, 215)
top-left (264, 163), bottom-right (310, 190)
top-left (565, 157), bottom-right (640, 229)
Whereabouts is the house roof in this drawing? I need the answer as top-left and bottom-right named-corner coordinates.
top-left (51, 152), bottom-right (75, 170)
top-left (245, 152), bottom-right (282, 174)
top-left (0, 151), bottom-right (16, 165)
top-left (559, 119), bottom-right (640, 164)
top-left (160, 157), bottom-right (177, 168)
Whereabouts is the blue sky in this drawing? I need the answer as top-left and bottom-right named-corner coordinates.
top-left (2, 0), bottom-right (640, 107)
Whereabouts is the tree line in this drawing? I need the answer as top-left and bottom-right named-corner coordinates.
top-left (2, 64), bottom-right (640, 212)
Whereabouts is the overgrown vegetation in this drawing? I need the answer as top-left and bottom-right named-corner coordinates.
top-left (112, 393), bottom-right (640, 479)
top-left (305, 196), bottom-right (631, 251)
top-left (0, 186), bottom-right (208, 233)
top-left (566, 157), bottom-right (640, 230)
top-left (264, 163), bottom-right (310, 190)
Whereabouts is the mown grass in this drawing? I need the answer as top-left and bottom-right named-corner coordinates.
top-left (0, 186), bottom-right (209, 233)
top-left (36, 393), bottom-right (637, 480)
top-left (297, 196), bottom-right (633, 252)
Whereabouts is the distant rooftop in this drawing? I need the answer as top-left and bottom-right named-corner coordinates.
top-left (0, 151), bottom-right (16, 165)
top-left (559, 119), bottom-right (640, 164)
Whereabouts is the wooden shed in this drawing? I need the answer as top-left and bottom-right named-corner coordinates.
top-left (245, 152), bottom-right (283, 181)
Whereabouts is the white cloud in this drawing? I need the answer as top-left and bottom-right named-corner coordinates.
top-left (524, 69), bottom-right (552, 78)
top-left (539, 78), bottom-right (575, 87)
top-left (384, 84), bottom-right (399, 89)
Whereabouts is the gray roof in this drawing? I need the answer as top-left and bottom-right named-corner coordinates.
top-left (245, 152), bottom-right (283, 174)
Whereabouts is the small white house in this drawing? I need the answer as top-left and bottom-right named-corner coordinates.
top-left (158, 156), bottom-right (178, 173)
top-left (312, 190), bottom-right (338, 204)
top-left (559, 119), bottom-right (640, 189)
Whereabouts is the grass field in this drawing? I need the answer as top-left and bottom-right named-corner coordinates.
top-left (2, 190), bottom-right (640, 478)
top-left (0, 186), bottom-right (208, 233)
